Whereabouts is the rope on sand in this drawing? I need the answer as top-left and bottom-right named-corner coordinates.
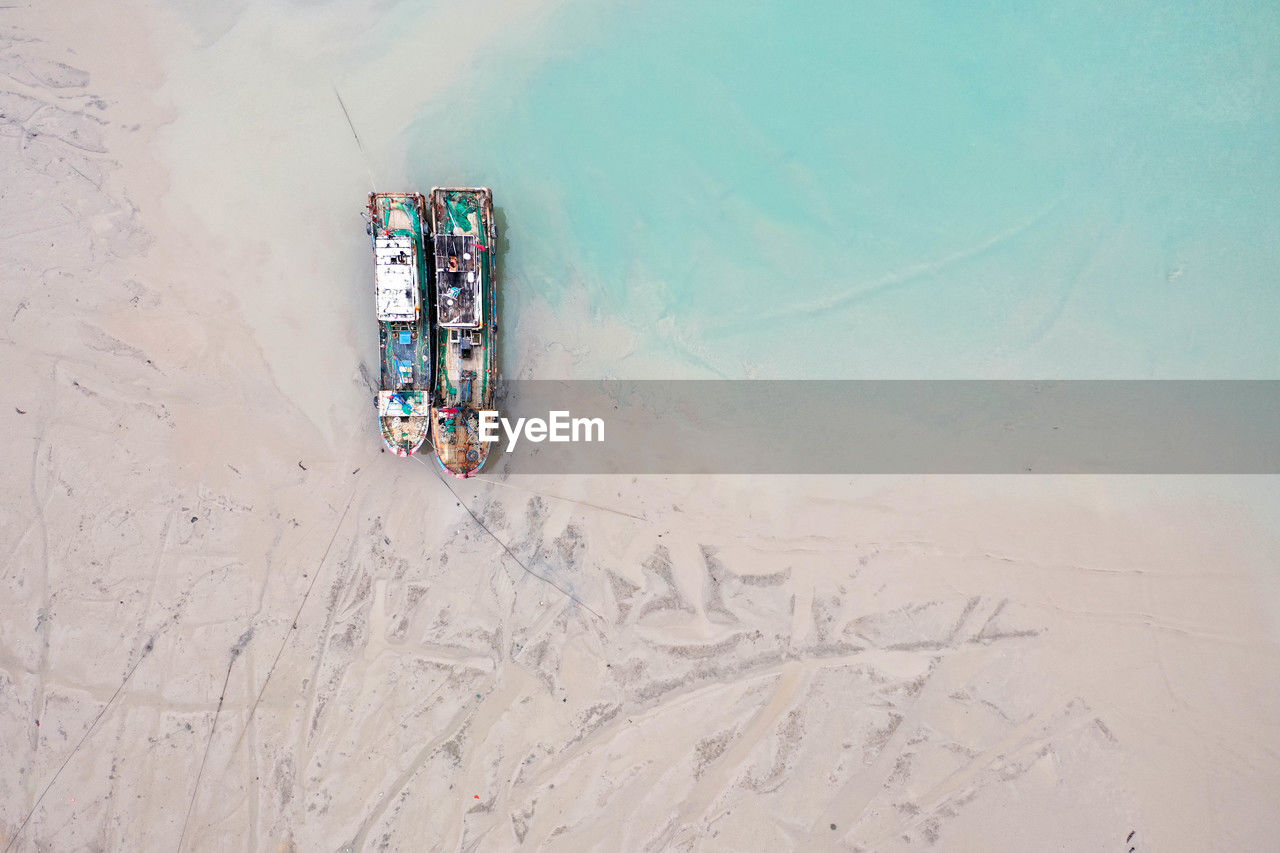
top-left (479, 475), bottom-right (648, 522)
top-left (5, 637), bottom-right (155, 853)
top-left (415, 455), bottom-right (607, 623)
top-left (176, 648), bottom-right (238, 853)
top-left (333, 85), bottom-right (378, 193)
top-left (229, 481), bottom-right (360, 754)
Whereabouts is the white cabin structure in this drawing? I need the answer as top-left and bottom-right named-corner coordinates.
top-left (375, 236), bottom-right (420, 322)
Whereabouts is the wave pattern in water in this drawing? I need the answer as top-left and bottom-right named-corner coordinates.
top-left (409, 0), bottom-right (1280, 378)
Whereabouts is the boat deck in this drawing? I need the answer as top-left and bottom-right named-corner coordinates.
top-left (430, 187), bottom-right (497, 477)
top-left (370, 191), bottom-right (431, 456)
top-left (380, 323), bottom-right (431, 390)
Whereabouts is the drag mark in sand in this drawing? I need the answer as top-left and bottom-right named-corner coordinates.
top-left (3, 637), bottom-right (154, 853)
top-left (23, 436), bottom-right (53, 757)
top-left (177, 629), bottom-right (252, 853)
top-left (864, 692), bottom-right (1095, 849)
top-left (229, 480), bottom-right (361, 754)
top-left (344, 679), bottom-right (490, 852)
top-left (416, 456), bottom-right (607, 623)
top-left (480, 476), bottom-right (648, 522)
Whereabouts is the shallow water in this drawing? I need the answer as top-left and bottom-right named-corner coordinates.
top-left (157, 0), bottom-right (1280, 386)
top-left (406, 0), bottom-right (1280, 378)
top-left (8, 6), bottom-right (1279, 850)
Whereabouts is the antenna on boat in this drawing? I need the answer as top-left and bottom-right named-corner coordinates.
top-left (333, 85), bottom-right (378, 193)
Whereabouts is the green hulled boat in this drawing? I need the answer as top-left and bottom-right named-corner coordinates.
top-left (369, 192), bottom-right (432, 457)
top-left (429, 187), bottom-right (498, 478)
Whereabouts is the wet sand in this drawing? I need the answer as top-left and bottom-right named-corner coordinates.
top-left (3, 2), bottom-right (1280, 851)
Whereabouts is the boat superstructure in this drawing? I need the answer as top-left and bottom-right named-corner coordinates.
top-left (429, 187), bottom-right (498, 477)
top-left (370, 192), bottom-right (432, 456)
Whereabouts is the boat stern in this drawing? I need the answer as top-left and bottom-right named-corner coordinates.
top-left (380, 416), bottom-right (428, 456)
top-left (378, 391), bottom-right (429, 457)
top-left (431, 406), bottom-right (491, 478)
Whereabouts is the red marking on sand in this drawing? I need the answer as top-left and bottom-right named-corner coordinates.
top-left (474, 795), bottom-right (480, 799)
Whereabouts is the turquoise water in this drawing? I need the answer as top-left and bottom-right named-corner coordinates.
top-left (407, 0), bottom-right (1280, 378)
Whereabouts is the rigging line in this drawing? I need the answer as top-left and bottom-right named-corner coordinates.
top-left (176, 651), bottom-right (238, 853)
top-left (229, 482), bottom-right (359, 754)
top-left (414, 455), bottom-right (607, 623)
top-left (4, 637), bottom-right (155, 853)
top-left (333, 85), bottom-right (377, 193)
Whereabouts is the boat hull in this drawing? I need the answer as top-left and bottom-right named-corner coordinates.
top-left (380, 416), bottom-right (428, 457)
top-left (369, 192), bottom-right (433, 457)
top-left (429, 187), bottom-right (498, 477)
top-left (379, 390), bottom-right (429, 457)
top-left (429, 406), bottom-right (493, 477)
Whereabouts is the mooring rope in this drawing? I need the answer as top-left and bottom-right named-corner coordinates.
top-left (414, 455), bottom-right (607, 623)
top-left (333, 85), bottom-right (378, 193)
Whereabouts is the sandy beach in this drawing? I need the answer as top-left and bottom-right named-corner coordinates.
top-left (3, 2), bottom-right (1280, 850)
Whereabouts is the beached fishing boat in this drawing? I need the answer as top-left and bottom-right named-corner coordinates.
top-left (369, 192), bottom-right (432, 457)
top-left (429, 187), bottom-right (498, 477)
